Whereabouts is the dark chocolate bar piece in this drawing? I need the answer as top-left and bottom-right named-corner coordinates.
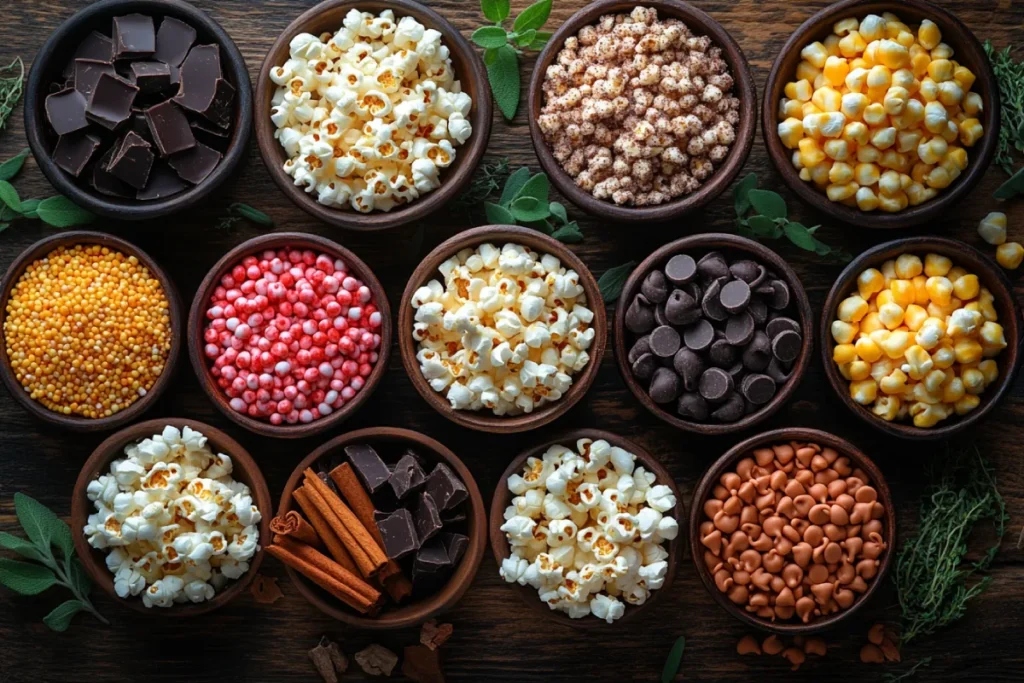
top-left (389, 450), bottom-right (427, 499)
top-left (130, 61), bottom-right (171, 94)
top-left (414, 492), bottom-right (443, 545)
top-left (190, 118), bottom-right (230, 140)
top-left (376, 509), bottom-right (419, 560)
top-left (136, 162), bottom-right (187, 201)
top-left (45, 88), bottom-right (89, 135)
top-left (412, 540), bottom-right (451, 586)
top-left (441, 532), bottom-right (469, 566)
top-left (113, 14), bottom-right (156, 60)
top-left (173, 44), bottom-right (222, 115)
top-left (53, 133), bottom-right (102, 177)
top-left (202, 78), bottom-right (235, 128)
top-left (441, 508), bottom-right (467, 525)
top-left (92, 146), bottom-right (134, 197)
top-left (108, 131), bottom-right (154, 190)
top-left (145, 99), bottom-right (195, 156)
top-left (425, 463), bottom-right (468, 511)
top-left (345, 444), bottom-right (391, 493)
top-left (63, 31), bottom-right (113, 78)
top-left (73, 59), bottom-right (116, 99)
top-left (168, 141), bottom-right (222, 184)
top-left (85, 73), bottom-right (138, 130)
top-left (154, 16), bottom-right (196, 67)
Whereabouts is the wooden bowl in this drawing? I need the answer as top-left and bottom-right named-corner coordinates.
top-left (71, 418), bottom-right (272, 616)
top-left (277, 427), bottom-right (486, 629)
top-left (614, 233), bottom-right (813, 435)
top-left (187, 232), bottom-right (390, 439)
top-left (489, 429), bottom-right (683, 629)
top-left (24, 0), bottom-right (253, 221)
top-left (0, 231), bottom-right (182, 432)
top-left (254, 0), bottom-right (492, 232)
top-left (398, 225), bottom-right (607, 433)
top-left (821, 236), bottom-right (1023, 440)
top-left (526, 0), bottom-right (757, 224)
top-left (688, 427), bottom-right (895, 635)
top-left (762, 0), bottom-right (1000, 230)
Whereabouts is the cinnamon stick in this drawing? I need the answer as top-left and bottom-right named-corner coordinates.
top-left (267, 542), bottom-right (379, 614)
top-left (302, 470), bottom-right (388, 578)
top-left (330, 463), bottom-right (414, 602)
top-left (274, 535), bottom-right (380, 603)
top-left (293, 486), bottom-right (359, 575)
top-left (269, 511), bottom-right (321, 548)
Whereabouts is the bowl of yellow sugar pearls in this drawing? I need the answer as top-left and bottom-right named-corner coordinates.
top-left (0, 232), bottom-right (180, 431)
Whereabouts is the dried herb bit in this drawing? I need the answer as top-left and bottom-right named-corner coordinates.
top-left (994, 166), bottom-right (1024, 200)
top-left (882, 657), bottom-right (933, 683)
top-left (598, 260), bottom-right (636, 303)
top-left (473, 0), bottom-right (553, 119)
top-left (660, 636), bottom-right (686, 683)
top-left (309, 636), bottom-right (348, 683)
top-left (216, 202), bottom-right (275, 230)
top-left (732, 172), bottom-right (851, 262)
top-left (895, 445), bottom-right (1007, 644)
top-left (484, 165), bottom-right (583, 243)
top-left (984, 40), bottom-right (1024, 176)
top-left (0, 56), bottom-right (25, 130)
top-left (0, 493), bottom-right (109, 631)
top-left (453, 157), bottom-right (510, 208)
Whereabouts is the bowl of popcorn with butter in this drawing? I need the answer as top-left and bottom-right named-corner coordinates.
top-left (255, 0), bottom-right (492, 231)
top-left (398, 225), bottom-right (607, 433)
top-left (489, 430), bottom-right (682, 627)
top-left (71, 419), bottom-right (272, 615)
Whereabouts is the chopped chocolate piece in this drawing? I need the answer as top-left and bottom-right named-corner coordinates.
top-left (376, 508), bottom-right (419, 560)
top-left (414, 540), bottom-right (451, 578)
top-left (414, 492), bottom-right (443, 545)
top-left (373, 509), bottom-right (390, 524)
top-left (202, 77), bottom-right (236, 128)
top-left (174, 44), bottom-right (222, 115)
top-left (402, 645), bottom-right (445, 683)
top-left (168, 63), bottom-right (180, 87)
top-left (168, 141), bottom-right (221, 184)
top-left (108, 131), bottom-right (154, 189)
top-left (345, 443), bottom-right (391, 493)
top-left (85, 73), bottom-right (138, 130)
top-left (53, 132), bottom-right (101, 177)
top-left (317, 470), bottom-right (341, 496)
top-left (136, 162), bottom-right (187, 200)
top-left (440, 508), bottom-right (466, 525)
top-left (144, 99), bottom-right (195, 155)
top-left (424, 463), bottom-right (468, 511)
top-left (355, 645), bottom-right (398, 677)
top-left (63, 31), bottom-right (113, 78)
top-left (45, 88), bottom-right (89, 135)
top-left (113, 14), bottom-right (156, 59)
top-left (389, 450), bottom-right (427, 499)
top-left (441, 532), bottom-right (469, 565)
top-left (92, 146), bottom-right (134, 197)
top-left (420, 620), bottom-right (454, 651)
top-left (154, 16), bottom-right (196, 67)
top-left (73, 59), bottom-right (116, 99)
top-left (191, 118), bottom-right (230, 140)
top-left (130, 61), bottom-right (171, 93)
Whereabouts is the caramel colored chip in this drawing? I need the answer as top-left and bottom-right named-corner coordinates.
top-left (421, 619), bottom-right (454, 651)
top-left (250, 573), bottom-right (284, 604)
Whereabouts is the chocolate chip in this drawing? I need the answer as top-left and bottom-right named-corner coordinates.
top-left (701, 279), bottom-right (729, 322)
top-left (742, 331), bottom-right (772, 372)
top-left (729, 260), bottom-right (760, 282)
top-left (725, 311), bottom-right (755, 346)
top-left (741, 373), bottom-right (777, 405)
top-left (625, 295), bottom-right (655, 334)
top-left (649, 325), bottom-right (681, 357)
top-left (683, 319), bottom-right (714, 352)
top-left (767, 280), bottom-right (791, 310)
top-left (628, 335), bottom-right (651, 364)
top-left (664, 254), bottom-right (697, 284)
top-left (641, 269), bottom-right (669, 303)
top-left (697, 252), bottom-right (730, 282)
top-left (712, 392), bottom-right (746, 422)
top-left (653, 303), bottom-right (669, 327)
top-left (766, 357), bottom-right (792, 384)
top-left (720, 279), bottom-right (751, 314)
top-left (709, 338), bottom-right (737, 368)
top-left (726, 361), bottom-right (746, 381)
top-left (665, 289), bottom-right (700, 326)
top-left (766, 316), bottom-right (801, 338)
top-left (749, 265), bottom-right (768, 290)
top-left (699, 367), bottom-right (733, 402)
top-left (649, 367), bottom-right (681, 404)
top-left (748, 297), bottom-right (768, 326)
top-left (632, 353), bottom-right (658, 380)
top-left (673, 347), bottom-right (703, 391)
top-left (677, 393), bottom-right (709, 420)
top-left (772, 329), bottom-right (803, 363)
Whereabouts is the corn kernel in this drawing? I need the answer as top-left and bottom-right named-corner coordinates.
top-left (859, 14), bottom-right (886, 41)
top-left (812, 86), bottom-right (843, 112)
top-left (850, 379), bottom-right (878, 404)
top-left (889, 279), bottom-right (915, 308)
top-left (880, 330), bottom-right (912, 359)
top-left (923, 100), bottom-right (947, 133)
top-left (796, 59), bottom-right (822, 83)
top-left (780, 98), bottom-right (804, 119)
top-left (953, 65), bottom-right (976, 90)
top-left (786, 79), bottom-right (813, 102)
top-left (947, 265), bottom-right (968, 282)
top-left (809, 161), bottom-right (833, 186)
top-left (962, 367), bottom-right (986, 394)
top-left (802, 41), bottom-right (829, 69)
top-left (827, 181), bottom-right (859, 201)
top-left (845, 67), bottom-right (869, 92)
top-left (856, 336), bottom-right (883, 362)
top-left (857, 145), bottom-right (883, 163)
top-left (798, 137), bottom-right (826, 167)
top-left (839, 92), bottom-right (869, 120)
top-left (832, 320), bottom-right (858, 344)
top-left (907, 182), bottom-right (938, 205)
top-left (837, 295), bottom-right (869, 323)
top-left (931, 43), bottom-right (954, 60)
top-left (937, 80), bottom-right (964, 107)
top-left (878, 302), bottom-right (906, 329)
top-left (844, 121), bottom-right (870, 145)
top-left (829, 160), bottom-right (855, 183)
top-left (996, 242), bottom-right (1024, 270)
top-left (839, 31), bottom-right (868, 58)
top-left (927, 59), bottom-right (954, 82)
top-left (915, 317), bottom-right (946, 350)
top-left (880, 367), bottom-right (910, 394)
top-left (980, 321), bottom-right (1007, 352)
top-left (912, 275), bottom-right (930, 305)
top-left (902, 345), bottom-right (934, 380)
top-left (918, 19), bottom-right (941, 50)
top-left (878, 39), bottom-right (909, 69)
top-left (849, 360), bottom-right (872, 381)
top-left (893, 99), bottom-right (925, 129)
top-left (946, 146), bottom-right (968, 170)
top-left (824, 139), bottom-right (852, 161)
top-left (954, 394), bottom-right (980, 415)
top-left (833, 343), bottom-right (858, 364)
top-left (864, 40), bottom-right (881, 65)
top-left (910, 45), bottom-right (931, 77)
top-left (897, 130), bottom-right (924, 153)
top-left (921, 254), bottom-right (951, 280)
top-left (892, 253), bottom-right (922, 279)
top-left (924, 166), bottom-right (952, 189)
top-left (924, 368), bottom-right (947, 394)
top-left (861, 311), bottom-right (884, 334)
top-left (912, 382), bottom-right (942, 404)
top-left (924, 276), bottom-right (953, 306)
top-left (880, 260), bottom-right (897, 283)
top-left (873, 395), bottom-right (901, 420)
top-left (903, 304), bottom-right (928, 330)
top-left (963, 91), bottom-right (983, 116)
top-left (941, 376), bottom-right (965, 402)
top-left (932, 345), bottom-right (956, 369)
top-left (870, 126), bottom-right (897, 150)
top-left (814, 74), bottom-right (830, 92)
top-left (778, 118), bottom-right (805, 148)
top-left (952, 274), bottom-right (979, 300)
top-left (941, 119), bottom-right (961, 144)
top-left (978, 359), bottom-right (998, 385)
top-left (855, 186), bottom-right (880, 211)
top-left (838, 361), bottom-right (854, 380)
top-left (954, 338), bottom-right (983, 364)
top-left (870, 357), bottom-right (897, 382)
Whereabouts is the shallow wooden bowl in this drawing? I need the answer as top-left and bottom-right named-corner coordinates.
top-left (489, 429), bottom-right (683, 630)
top-left (187, 232), bottom-right (391, 439)
top-left (398, 225), bottom-right (607, 433)
top-left (526, 0), bottom-right (757, 224)
top-left (821, 236), bottom-right (1023, 440)
top-left (254, 0), bottom-right (492, 231)
top-left (24, 0), bottom-right (253, 221)
top-left (277, 427), bottom-right (486, 629)
top-left (614, 233), bottom-right (813, 435)
top-left (0, 231), bottom-right (182, 432)
top-left (689, 427), bottom-right (895, 635)
top-left (71, 418), bottom-right (272, 616)
top-left (762, 0), bottom-right (1000, 230)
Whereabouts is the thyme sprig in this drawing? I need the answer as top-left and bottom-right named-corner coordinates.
top-left (453, 157), bottom-right (510, 209)
top-left (0, 56), bottom-right (24, 130)
top-left (984, 41), bottom-right (1024, 176)
top-left (215, 202), bottom-right (275, 231)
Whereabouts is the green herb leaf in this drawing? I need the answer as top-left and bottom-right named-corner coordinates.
top-left (485, 201), bottom-right (515, 225)
top-left (0, 179), bottom-right (22, 213)
top-left (483, 47), bottom-right (499, 67)
top-left (499, 167), bottom-right (532, 206)
top-left (598, 261), bottom-right (636, 303)
top-left (551, 222), bottom-right (584, 243)
top-left (486, 44), bottom-right (520, 120)
top-left (549, 201), bottom-right (568, 224)
top-left (660, 636), bottom-right (686, 683)
top-left (0, 148), bottom-right (29, 181)
top-left (472, 26), bottom-right (509, 49)
top-left (510, 196), bottom-right (550, 222)
top-left (733, 171), bottom-right (758, 216)
top-left (14, 492), bottom-right (65, 552)
top-left (529, 31), bottom-right (552, 50)
top-left (230, 203), bottom-right (274, 226)
top-left (882, 658), bottom-right (933, 683)
top-left (524, 219), bottom-right (553, 235)
top-left (0, 221), bottom-right (7, 232)
top-left (481, 0), bottom-right (510, 23)
top-left (515, 172), bottom-right (550, 204)
top-left (0, 558), bottom-right (57, 595)
top-left (994, 166), bottom-right (1024, 199)
top-left (784, 222), bottom-right (819, 251)
top-left (68, 558), bottom-right (92, 599)
top-left (453, 157), bottom-right (510, 209)
top-left (35, 195), bottom-right (95, 228)
top-left (18, 198), bottom-right (41, 218)
top-left (747, 215), bottom-right (780, 237)
top-left (0, 532), bottom-right (46, 563)
top-left (513, 29), bottom-right (537, 48)
top-left (513, 0), bottom-right (552, 32)
top-left (748, 189), bottom-right (787, 220)
top-left (0, 57), bottom-right (25, 131)
top-left (43, 599), bottom-right (84, 632)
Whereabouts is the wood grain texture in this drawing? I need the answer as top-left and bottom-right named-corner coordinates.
top-left (0, 1), bottom-right (1022, 682)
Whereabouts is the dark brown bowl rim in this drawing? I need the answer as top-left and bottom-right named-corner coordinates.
top-left (688, 427), bottom-right (896, 634)
top-left (613, 233), bottom-right (814, 435)
top-left (526, 0), bottom-right (757, 223)
top-left (276, 427), bottom-right (486, 629)
top-left (397, 225), bottom-right (607, 433)
top-left (23, 0), bottom-right (254, 221)
top-left (70, 418), bottom-right (272, 616)
top-left (820, 236), bottom-right (1024, 440)
top-left (253, 0), bottom-right (493, 232)
top-left (186, 232), bottom-right (391, 439)
top-left (761, 0), bottom-right (1001, 230)
top-left (0, 231), bottom-right (182, 432)
top-left (488, 428), bottom-right (683, 629)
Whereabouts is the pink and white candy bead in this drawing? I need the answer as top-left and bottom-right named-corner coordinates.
top-left (203, 248), bottom-right (382, 425)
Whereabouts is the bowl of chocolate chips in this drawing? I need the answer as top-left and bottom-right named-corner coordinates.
top-left (24, 0), bottom-right (252, 220)
top-left (614, 234), bottom-right (813, 435)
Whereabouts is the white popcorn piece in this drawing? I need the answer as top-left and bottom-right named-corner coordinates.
top-left (590, 593), bottom-right (626, 624)
top-left (646, 485), bottom-right (677, 513)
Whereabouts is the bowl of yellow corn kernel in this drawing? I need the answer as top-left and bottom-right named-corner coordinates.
top-left (763, 0), bottom-right (1000, 229)
top-left (0, 231), bottom-right (182, 432)
top-left (821, 237), bottom-right (1022, 439)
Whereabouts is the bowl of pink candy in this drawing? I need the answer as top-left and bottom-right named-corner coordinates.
top-left (187, 232), bottom-right (391, 438)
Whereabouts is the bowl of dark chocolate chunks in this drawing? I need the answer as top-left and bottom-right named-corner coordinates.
top-left (25, 0), bottom-right (252, 219)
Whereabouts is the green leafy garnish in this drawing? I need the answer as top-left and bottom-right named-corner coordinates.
top-left (732, 172), bottom-right (850, 262)
top-left (0, 148), bottom-right (29, 181)
top-left (994, 166), bottom-right (1024, 200)
top-left (474, 0), bottom-right (554, 120)
top-left (660, 636), bottom-right (686, 683)
top-left (882, 658), bottom-right (933, 683)
top-left (0, 56), bottom-right (25, 130)
top-left (0, 154), bottom-right (95, 231)
top-left (984, 40), bottom-right (1024, 176)
top-left (215, 202), bottom-right (275, 231)
top-left (453, 157), bottom-right (510, 210)
top-left (482, 165), bottom-right (582, 243)
top-left (598, 261), bottom-right (636, 303)
top-left (0, 493), bottom-right (109, 631)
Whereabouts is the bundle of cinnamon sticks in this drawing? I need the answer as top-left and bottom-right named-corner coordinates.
top-left (268, 464), bottom-right (413, 615)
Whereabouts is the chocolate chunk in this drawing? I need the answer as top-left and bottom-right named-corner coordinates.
top-left (701, 279), bottom-right (729, 322)
top-left (442, 532), bottom-right (469, 565)
top-left (725, 311), bottom-right (755, 346)
top-left (414, 492), bottom-right (444, 545)
top-left (108, 131), bottom-right (154, 189)
top-left (345, 444), bottom-right (392, 493)
top-left (425, 463), bottom-right (468, 511)
top-left (683, 281), bottom-right (702, 304)
top-left (85, 73), bottom-right (138, 130)
top-left (441, 508), bottom-right (466, 525)
top-left (317, 470), bottom-right (342, 497)
top-left (130, 61), bottom-right (171, 93)
top-left (772, 329), bottom-right (803, 363)
top-left (402, 645), bottom-right (445, 683)
top-left (664, 254), bottom-right (697, 284)
top-left (748, 297), bottom-right (768, 326)
top-left (625, 295), bottom-right (655, 334)
top-left (741, 331), bottom-right (772, 372)
top-left (677, 393), bottom-right (709, 420)
top-left (376, 509), bottom-right (419, 560)
top-left (697, 252), bottom-right (730, 281)
top-left (413, 540), bottom-right (451, 584)
top-left (683, 319), bottom-right (714, 352)
top-left (45, 89), bottom-right (89, 135)
top-left (113, 14), bottom-right (156, 59)
top-left (673, 347), bottom-right (703, 391)
top-left (136, 162), bottom-right (187, 200)
top-left (373, 509), bottom-right (390, 525)
top-left (665, 289), bottom-right (700, 326)
top-left (628, 335), bottom-right (651, 364)
top-left (389, 451), bottom-right (427, 499)
top-left (641, 269), bottom-right (669, 303)
top-left (92, 146), bottom-right (134, 197)
top-left (191, 118), bottom-right (230, 140)
top-left (168, 141), bottom-right (222, 184)
top-left (720, 279), bottom-right (751, 314)
top-left (649, 367), bottom-right (681, 404)
top-left (145, 99), bottom-right (196, 155)
top-left (712, 392), bottom-right (746, 422)
top-left (202, 78), bottom-right (236, 128)
top-left (766, 357), bottom-right (793, 384)
top-left (741, 373), bottom-right (777, 405)
top-left (726, 361), bottom-right (746, 381)
top-left (709, 338), bottom-right (737, 368)
top-left (766, 316), bottom-right (801, 338)
top-left (63, 31), bottom-right (113, 78)
top-left (699, 367), bottom-right (733, 402)
top-left (73, 59), bottom-right (116, 99)
top-left (631, 353), bottom-right (658, 381)
top-left (53, 133), bottom-right (101, 177)
top-left (767, 280), bottom-right (791, 310)
top-left (729, 260), bottom-right (760, 283)
top-left (154, 16), bottom-right (196, 67)
top-left (649, 325), bottom-right (681, 357)
top-left (174, 44), bottom-right (223, 114)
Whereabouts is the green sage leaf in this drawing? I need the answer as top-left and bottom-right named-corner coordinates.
top-left (43, 599), bottom-right (84, 632)
top-left (486, 44), bottom-right (520, 120)
top-left (68, 558), bottom-right (92, 598)
top-left (230, 203), bottom-right (274, 226)
top-left (748, 189), bottom-right (787, 220)
top-left (660, 636), bottom-right (686, 683)
top-left (784, 222), bottom-right (818, 251)
top-left (551, 222), bottom-right (584, 243)
top-left (747, 214), bottom-right (778, 236)
top-left (994, 167), bottom-right (1024, 199)
top-left (549, 201), bottom-right (568, 224)
top-left (483, 47), bottom-right (499, 67)
top-left (485, 201), bottom-right (515, 225)
top-left (598, 261), bottom-right (637, 303)
top-left (733, 171), bottom-right (758, 216)
top-left (13, 492), bottom-right (72, 558)
top-left (472, 26), bottom-right (509, 49)
top-left (18, 198), bottom-right (41, 219)
top-left (510, 196), bottom-right (550, 222)
top-left (513, 0), bottom-right (552, 32)
top-left (0, 558), bottom-right (57, 595)
top-left (499, 167), bottom-right (531, 206)
top-left (0, 179), bottom-right (22, 213)
top-left (513, 29), bottom-right (537, 48)
top-left (481, 0), bottom-right (510, 23)
top-left (0, 148), bottom-right (29, 181)
top-left (529, 31), bottom-right (552, 50)
top-left (35, 195), bottom-right (95, 227)
top-left (0, 532), bottom-right (46, 563)
top-left (524, 219), bottom-right (553, 234)
top-left (515, 172), bottom-right (550, 204)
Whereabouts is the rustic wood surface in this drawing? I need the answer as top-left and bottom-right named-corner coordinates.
top-left (1, 1), bottom-right (1022, 681)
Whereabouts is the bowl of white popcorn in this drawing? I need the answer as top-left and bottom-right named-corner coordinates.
top-left (489, 430), bottom-right (682, 627)
top-left (399, 225), bottom-right (607, 433)
top-left (72, 419), bottom-right (271, 615)
top-left (255, 0), bottom-right (492, 231)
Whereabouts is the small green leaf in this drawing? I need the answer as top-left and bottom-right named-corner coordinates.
top-left (748, 189), bottom-right (787, 220)
top-left (499, 167), bottom-right (531, 206)
top-left (472, 25), bottom-right (509, 49)
top-left (806, 224), bottom-right (820, 234)
top-left (486, 44), bottom-right (520, 120)
top-left (483, 47), bottom-right (499, 67)
top-left (0, 148), bottom-right (29, 181)
top-left (485, 201), bottom-right (515, 225)
top-left (515, 173), bottom-right (550, 204)
top-left (0, 558), bottom-right (57, 595)
top-left (598, 261), bottom-right (637, 303)
top-left (733, 172), bottom-right (758, 216)
top-left (529, 31), bottom-right (552, 50)
top-left (549, 201), bottom-right (568, 224)
top-left (784, 222), bottom-right (818, 251)
top-left (14, 492), bottom-right (63, 552)
top-left (481, 0), bottom-right (510, 23)
top-left (524, 219), bottom-right (553, 234)
top-left (18, 198), bottom-right (41, 219)
top-left (510, 196), bottom-right (550, 222)
top-left (551, 222), bottom-right (584, 243)
top-left (68, 558), bottom-right (92, 598)
top-left (513, 29), bottom-right (537, 48)
top-left (35, 195), bottom-right (95, 228)
top-left (747, 214), bottom-right (779, 237)
top-left (230, 203), bottom-right (274, 226)
top-left (0, 532), bottom-right (46, 563)
top-left (0, 180), bottom-right (22, 213)
top-left (43, 599), bottom-right (84, 632)
top-left (994, 167), bottom-right (1024, 199)
top-left (660, 636), bottom-right (686, 683)
top-left (513, 0), bottom-right (552, 32)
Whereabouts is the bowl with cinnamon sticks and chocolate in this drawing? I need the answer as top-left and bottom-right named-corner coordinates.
top-left (272, 427), bottom-right (486, 628)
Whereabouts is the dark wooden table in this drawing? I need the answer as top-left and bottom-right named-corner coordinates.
top-left (1, 1), bottom-right (1022, 681)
